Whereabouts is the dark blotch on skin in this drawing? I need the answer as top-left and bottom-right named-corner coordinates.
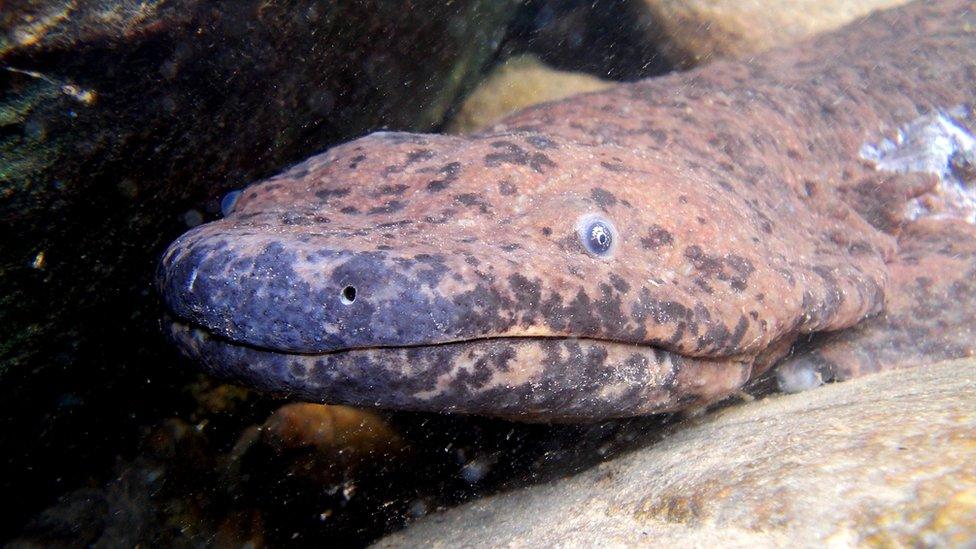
top-left (609, 273), bottom-right (630, 293)
top-left (455, 193), bottom-right (492, 214)
top-left (383, 148), bottom-right (437, 175)
top-left (484, 141), bottom-right (557, 174)
top-left (641, 224), bottom-right (674, 249)
top-left (684, 245), bottom-right (754, 292)
top-left (525, 134), bottom-right (558, 150)
top-left (378, 220), bottom-right (412, 228)
top-left (426, 162), bottom-right (462, 192)
top-left (590, 188), bottom-right (618, 207)
top-left (530, 154), bottom-right (557, 174)
top-left (315, 188), bottom-right (351, 202)
top-left (647, 128), bottom-right (668, 145)
top-left (685, 245), bottom-right (723, 278)
top-left (804, 180), bottom-right (818, 197)
top-left (348, 154), bottom-right (366, 169)
top-left (406, 149), bottom-right (435, 164)
top-left (281, 213), bottom-right (331, 226)
top-left (600, 161), bottom-right (627, 172)
top-left (375, 184), bottom-right (409, 196)
top-left (508, 273), bottom-right (543, 324)
top-left (708, 132), bottom-right (747, 158)
top-left (367, 200), bottom-right (405, 215)
top-left (498, 180), bottom-right (517, 196)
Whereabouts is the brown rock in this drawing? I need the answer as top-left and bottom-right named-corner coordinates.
top-left (447, 55), bottom-right (614, 134)
top-left (639, 0), bottom-right (912, 67)
top-left (226, 403), bottom-right (403, 488)
top-left (376, 359), bottom-right (976, 547)
top-left (260, 403), bottom-right (402, 456)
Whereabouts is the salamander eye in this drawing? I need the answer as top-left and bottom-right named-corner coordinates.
top-left (577, 214), bottom-right (618, 257)
top-left (220, 189), bottom-right (242, 217)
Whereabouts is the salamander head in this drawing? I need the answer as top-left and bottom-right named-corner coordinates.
top-left (159, 130), bottom-right (887, 419)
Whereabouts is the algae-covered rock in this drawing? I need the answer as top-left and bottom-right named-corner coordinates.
top-left (1, 0), bottom-right (517, 380)
top-left (0, 0), bottom-right (518, 531)
top-left (638, 0), bottom-right (912, 67)
top-left (446, 55), bottom-right (614, 135)
top-left (376, 359), bottom-right (976, 547)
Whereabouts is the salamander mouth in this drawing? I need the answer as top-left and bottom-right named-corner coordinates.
top-left (169, 316), bottom-right (668, 357)
top-left (166, 318), bottom-right (757, 421)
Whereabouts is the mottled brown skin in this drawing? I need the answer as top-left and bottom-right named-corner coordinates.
top-left (778, 219), bottom-right (976, 387)
top-left (159, 0), bottom-right (976, 421)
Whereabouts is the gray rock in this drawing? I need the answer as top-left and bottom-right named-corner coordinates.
top-left (377, 359), bottom-right (976, 547)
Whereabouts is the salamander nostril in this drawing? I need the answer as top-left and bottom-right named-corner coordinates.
top-left (340, 285), bottom-right (357, 305)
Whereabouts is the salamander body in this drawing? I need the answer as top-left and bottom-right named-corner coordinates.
top-left (159, 0), bottom-right (976, 420)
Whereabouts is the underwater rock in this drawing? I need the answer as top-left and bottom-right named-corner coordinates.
top-left (9, 419), bottom-right (219, 547)
top-left (0, 0), bottom-right (517, 381)
top-left (259, 403), bottom-right (401, 456)
top-left (375, 358), bottom-right (976, 547)
top-left (495, 1), bottom-right (674, 82)
top-left (9, 399), bottom-right (410, 546)
top-left (226, 403), bottom-right (404, 487)
top-left (446, 54), bottom-right (614, 135)
top-left (638, 0), bottom-right (912, 67)
top-left (0, 0), bottom-right (517, 528)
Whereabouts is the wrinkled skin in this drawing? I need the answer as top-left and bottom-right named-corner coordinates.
top-left (159, 0), bottom-right (976, 421)
top-left (777, 219), bottom-right (976, 392)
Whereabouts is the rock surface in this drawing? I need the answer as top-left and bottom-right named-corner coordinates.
top-left (226, 403), bottom-right (404, 487)
top-left (446, 55), bottom-right (613, 135)
top-left (376, 359), bottom-right (976, 547)
top-left (639, 0), bottom-right (912, 67)
top-left (10, 381), bottom-right (671, 546)
top-left (1, 0), bottom-right (517, 533)
top-left (498, 1), bottom-right (674, 82)
top-left (1, 0), bottom-right (516, 381)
